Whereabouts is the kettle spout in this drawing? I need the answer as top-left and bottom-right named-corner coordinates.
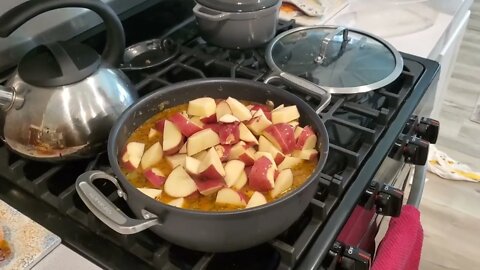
top-left (0, 85), bottom-right (21, 111)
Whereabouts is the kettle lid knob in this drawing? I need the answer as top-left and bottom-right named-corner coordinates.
top-left (18, 41), bottom-right (101, 87)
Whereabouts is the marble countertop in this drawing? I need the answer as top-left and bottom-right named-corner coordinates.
top-left (298, 0), bottom-right (473, 59)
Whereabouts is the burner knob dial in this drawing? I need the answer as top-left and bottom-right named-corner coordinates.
top-left (416, 117), bottom-right (439, 143)
top-left (338, 245), bottom-right (371, 270)
top-left (403, 136), bottom-right (429, 165)
top-left (375, 184), bottom-right (404, 217)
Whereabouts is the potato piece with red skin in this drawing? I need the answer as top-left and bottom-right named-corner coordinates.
top-left (187, 128), bottom-right (220, 156)
top-left (218, 123), bottom-right (240, 145)
top-left (253, 152), bottom-right (277, 169)
top-left (239, 122), bottom-right (258, 145)
top-left (218, 114), bottom-right (240, 123)
top-left (214, 144), bottom-right (231, 162)
top-left (270, 169), bottom-right (293, 198)
top-left (226, 97), bottom-right (252, 121)
top-left (292, 149), bottom-right (319, 161)
top-left (185, 156), bottom-right (201, 176)
top-left (224, 160), bottom-right (245, 187)
top-left (200, 114), bottom-right (217, 124)
top-left (138, 188), bottom-right (162, 199)
top-left (296, 126), bottom-right (317, 150)
top-left (215, 188), bottom-right (247, 207)
top-left (194, 178), bottom-right (225, 196)
top-left (246, 191), bottom-right (267, 208)
top-left (229, 143), bottom-right (256, 166)
top-left (178, 142), bottom-right (187, 154)
top-left (168, 112), bottom-right (204, 137)
top-left (278, 156), bottom-right (302, 170)
top-left (248, 156), bottom-right (275, 192)
top-left (250, 107), bottom-right (272, 121)
top-left (162, 120), bottom-right (184, 155)
top-left (258, 136), bottom-right (285, 165)
top-left (271, 105), bottom-right (300, 124)
top-left (165, 154), bottom-right (187, 169)
top-left (168, 198), bottom-right (185, 208)
top-left (141, 142), bottom-right (163, 169)
top-left (198, 147), bottom-right (226, 179)
top-left (121, 142), bottom-right (145, 171)
top-left (143, 168), bottom-right (166, 187)
top-left (263, 123), bottom-right (296, 154)
top-left (294, 126), bottom-right (303, 140)
top-left (154, 119), bottom-right (165, 132)
top-left (187, 97), bottom-right (216, 117)
top-left (164, 166), bottom-right (197, 198)
top-left (216, 100), bottom-right (232, 120)
top-left (246, 114), bottom-right (272, 136)
top-left (232, 170), bottom-right (248, 190)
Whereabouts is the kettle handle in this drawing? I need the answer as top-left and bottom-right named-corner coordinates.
top-left (0, 0), bottom-right (125, 67)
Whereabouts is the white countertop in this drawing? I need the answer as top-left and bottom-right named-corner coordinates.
top-left (285, 0), bottom-right (473, 59)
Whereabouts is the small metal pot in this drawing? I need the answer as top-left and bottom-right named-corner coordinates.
top-left (75, 78), bottom-right (329, 252)
top-left (193, 0), bottom-right (281, 49)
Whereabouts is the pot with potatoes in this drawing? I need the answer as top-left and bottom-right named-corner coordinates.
top-left (75, 78), bottom-right (328, 252)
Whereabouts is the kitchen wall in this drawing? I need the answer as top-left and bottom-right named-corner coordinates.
top-left (435, 0), bottom-right (480, 169)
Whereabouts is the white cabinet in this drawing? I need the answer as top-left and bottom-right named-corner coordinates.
top-left (430, 11), bottom-right (471, 118)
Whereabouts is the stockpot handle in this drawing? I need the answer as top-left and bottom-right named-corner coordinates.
top-left (193, 4), bottom-right (231, 22)
top-left (75, 170), bottom-right (160, 234)
top-left (0, 0), bottom-right (125, 67)
top-left (264, 71), bottom-right (332, 114)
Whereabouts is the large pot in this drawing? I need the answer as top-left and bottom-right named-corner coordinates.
top-left (75, 78), bottom-right (329, 252)
top-left (193, 0), bottom-right (281, 49)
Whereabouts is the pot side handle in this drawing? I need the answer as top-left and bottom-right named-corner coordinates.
top-left (264, 71), bottom-right (331, 114)
top-left (193, 4), bottom-right (231, 22)
top-left (75, 170), bottom-right (160, 234)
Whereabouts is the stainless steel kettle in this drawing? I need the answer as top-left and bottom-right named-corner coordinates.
top-left (0, 0), bottom-right (138, 162)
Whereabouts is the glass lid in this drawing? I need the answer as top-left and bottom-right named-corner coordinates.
top-left (266, 26), bottom-right (404, 94)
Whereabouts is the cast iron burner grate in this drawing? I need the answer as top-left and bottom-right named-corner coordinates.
top-left (0, 17), bottom-right (425, 270)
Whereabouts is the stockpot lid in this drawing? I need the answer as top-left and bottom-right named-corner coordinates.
top-left (266, 26), bottom-right (404, 94)
top-left (195, 0), bottom-right (280, 12)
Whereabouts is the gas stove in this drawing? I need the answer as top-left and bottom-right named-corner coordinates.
top-left (0, 1), bottom-right (440, 269)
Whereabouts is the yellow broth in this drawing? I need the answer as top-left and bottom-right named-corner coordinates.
top-left (121, 102), bottom-right (318, 211)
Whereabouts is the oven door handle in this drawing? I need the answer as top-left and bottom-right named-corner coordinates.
top-left (407, 165), bottom-right (426, 207)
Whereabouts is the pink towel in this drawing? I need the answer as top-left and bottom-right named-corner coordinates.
top-left (373, 205), bottom-right (423, 270)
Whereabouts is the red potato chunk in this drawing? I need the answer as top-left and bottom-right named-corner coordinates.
top-left (215, 188), bottom-right (247, 207)
top-left (169, 112), bottom-right (203, 137)
top-left (143, 168), bottom-right (166, 187)
top-left (246, 191), bottom-right (267, 208)
top-left (162, 120), bottom-right (184, 155)
top-left (194, 178), bottom-right (225, 196)
top-left (263, 123), bottom-right (296, 154)
top-left (141, 142), bottom-right (163, 169)
top-left (164, 166), bottom-right (197, 198)
top-left (218, 123), bottom-right (240, 145)
top-left (187, 128), bottom-right (220, 156)
top-left (248, 156), bottom-right (275, 192)
top-left (296, 126), bottom-right (317, 150)
top-left (138, 188), bottom-right (162, 199)
top-left (187, 97), bottom-right (216, 117)
top-left (121, 142), bottom-right (145, 171)
top-left (198, 147), bottom-right (226, 179)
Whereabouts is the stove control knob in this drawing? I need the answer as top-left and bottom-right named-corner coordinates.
top-left (375, 184), bottom-right (404, 217)
top-left (338, 246), bottom-right (371, 270)
top-left (416, 117), bottom-right (439, 143)
top-left (403, 136), bottom-right (429, 165)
